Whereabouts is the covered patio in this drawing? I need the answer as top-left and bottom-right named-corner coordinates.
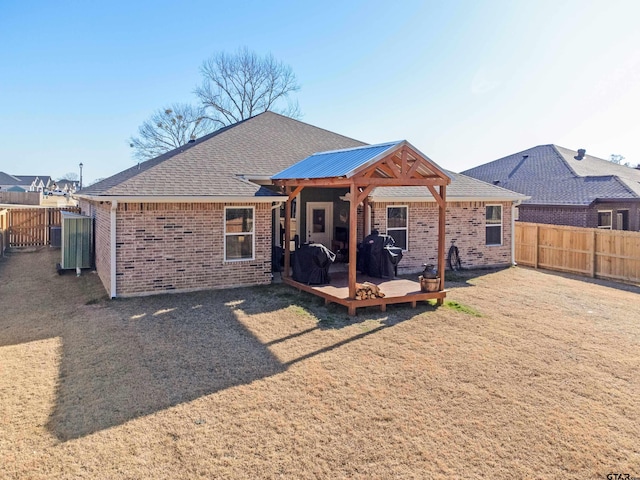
top-left (272, 140), bottom-right (450, 315)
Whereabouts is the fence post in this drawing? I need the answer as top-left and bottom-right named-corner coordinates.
top-left (534, 224), bottom-right (539, 268)
top-left (590, 229), bottom-right (596, 278)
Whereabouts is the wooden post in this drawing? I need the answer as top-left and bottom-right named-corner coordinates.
top-left (283, 187), bottom-right (292, 278)
top-left (348, 182), bottom-right (358, 300)
top-left (437, 185), bottom-right (446, 306)
top-left (363, 196), bottom-right (370, 237)
top-left (534, 224), bottom-right (539, 269)
top-left (590, 229), bottom-right (596, 278)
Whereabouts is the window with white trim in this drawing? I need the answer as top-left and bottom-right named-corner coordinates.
top-left (597, 210), bottom-right (612, 229)
top-left (386, 205), bottom-right (408, 250)
top-left (485, 205), bottom-right (502, 246)
top-left (224, 207), bottom-right (254, 261)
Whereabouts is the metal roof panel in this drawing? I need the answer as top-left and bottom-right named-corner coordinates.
top-left (271, 141), bottom-right (402, 180)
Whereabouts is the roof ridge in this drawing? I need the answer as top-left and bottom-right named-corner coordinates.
top-left (310, 140), bottom-right (402, 156)
top-left (264, 111), bottom-right (366, 146)
top-left (550, 145), bottom-right (581, 178)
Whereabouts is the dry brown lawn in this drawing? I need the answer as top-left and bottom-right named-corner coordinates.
top-left (0, 248), bottom-right (638, 479)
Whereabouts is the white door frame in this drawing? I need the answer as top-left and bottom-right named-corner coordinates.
top-left (305, 202), bottom-right (333, 246)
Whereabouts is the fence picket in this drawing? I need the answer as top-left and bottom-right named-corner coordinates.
top-left (515, 222), bottom-right (640, 285)
top-left (7, 206), bottom-right (80, 248)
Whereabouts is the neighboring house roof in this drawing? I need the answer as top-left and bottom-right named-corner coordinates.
top-left (15, 175), bottom-right (53, 187)
top-left (462, 145), bottom-right (640, 206)
top-left (7, 185), bottom-right (27, 192)
top-left (0, 172), bottom-right (22, 185)
top-left (81, 112), bottom-right (366, 198)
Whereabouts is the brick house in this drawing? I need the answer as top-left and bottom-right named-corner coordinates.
top-left (77, 112), bottom-right (525, 298)
top-left (462, 145), bottom-right (640, 231)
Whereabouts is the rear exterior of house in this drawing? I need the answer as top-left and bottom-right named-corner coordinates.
top-left (463, 145), bottom-right (640, 231)
top-left (78, 112), bottom-right (525, 298)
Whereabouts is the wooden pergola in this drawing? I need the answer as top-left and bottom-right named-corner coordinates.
top-left (273, 141), bottom-right (451, 315)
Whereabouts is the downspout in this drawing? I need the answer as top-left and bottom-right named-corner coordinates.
top-left (511, 200), bottom-right (521, 266)
top-left (110, 200), bottom-right (117, 298)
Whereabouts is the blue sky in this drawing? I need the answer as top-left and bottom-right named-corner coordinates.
top-left (1, 0), bottom-right (639, 184)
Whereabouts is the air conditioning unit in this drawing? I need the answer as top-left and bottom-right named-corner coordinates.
top-left (58, 212), bottom-right (93, 273)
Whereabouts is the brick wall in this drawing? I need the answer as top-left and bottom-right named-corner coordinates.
top-left (371, 201), bottom-right (513, 272)
top-left (520, 203), bottom-right (640, 231)
top-left (519, 206), bottom-right (590, 228)
top-left (79, 199), bottom-right (112, 296)
top-left (113, 202), bottom-right (272, 297)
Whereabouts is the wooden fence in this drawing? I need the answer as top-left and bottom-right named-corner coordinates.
top-left (0, 191), bottom-right (42, 205)
top-left (0, 209), bottom-right (7, 255)
top-left (515, 222), bottom-right (640, 285)
top-left (7, 206), bottom-right (81, 248)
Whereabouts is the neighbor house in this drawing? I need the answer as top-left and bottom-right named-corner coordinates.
top-left (77, 112), bottom-right (526, 298)
top-left (462, 145), bottom-right (640, 231)
top-left (0, 173), bottom-right (53, 192)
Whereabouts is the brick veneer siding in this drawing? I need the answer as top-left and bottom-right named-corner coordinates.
top-left (519, 203), bottom-right (640, 231)
top-left (519, 206), bottom-right (590, 228)
top-left (371, 201), bottom-right (513, 272)
top-left (112, 202), bottom-right (272, 297)
top-left (79, 199), bottom-right (112, 296)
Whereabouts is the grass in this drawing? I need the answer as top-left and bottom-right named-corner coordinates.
top-left (1, 249), bottom-right (639, 479)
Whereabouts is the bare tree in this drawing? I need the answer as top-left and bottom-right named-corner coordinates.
top-left (610, 154), bottom-right (626, 165)
top-left (59, 173), bottom-right (79, 181)
top-left (195, 47), bottom-right (300, 126)
top-left (129, 103), bottom-right (214, 161)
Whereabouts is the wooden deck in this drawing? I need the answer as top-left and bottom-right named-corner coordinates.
top-left (283, 271), bottom-right (446, 316)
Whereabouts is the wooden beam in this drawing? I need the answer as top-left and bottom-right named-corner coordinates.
top-left (401, 148), bottom-right (408, 175)
top-left (348, 182), bottom-right (358, 300)
top-left (288, 185), bottom-right (304, 202)
top-left (354, 177), bottom-right (448, 187)
top-left (427, 185), bottom-right (445, 209)
top-left (363, 196), bottom-right (370, 237)
top-left (437, 185), bottom-right (447, 305)
top-left (283, 187), bottom-right (292, 278)
top-left (356, 184), bottom-right (376, 205)
top-left (406, 157), bottom-right (421, 178)
top-left (385, 157), bottom-right (402, 178)
top-left (403, 145), bottom-right (451, 183)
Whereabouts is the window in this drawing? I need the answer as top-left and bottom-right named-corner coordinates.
top-left (597, 210), bottom-right (612, 229)
top-left (486, 205), bottom-right (502, 245)
top-left (387, 206), bottom-right (408, 250)
top-left (224, 207), bottom-right (254, 261)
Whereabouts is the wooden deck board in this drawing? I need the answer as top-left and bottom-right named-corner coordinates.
top-left (282, 271), bottom-right (446, 315)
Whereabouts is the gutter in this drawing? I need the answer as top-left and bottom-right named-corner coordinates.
top-left (110, 200), bottom-right (117, 298)
top-left (75, 194), bottom-right (285, 203)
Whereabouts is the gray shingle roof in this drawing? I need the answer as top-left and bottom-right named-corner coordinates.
top-left (370, 170), bottom-right (527, 201)
top-left (0, 172), bottom-right (22, 184)
top-left (80, 111), bottom-right (526, 203)
top-left (462, 145), bottom-right (640, 205)
top-left (81, 112), bottom-right (366, 197)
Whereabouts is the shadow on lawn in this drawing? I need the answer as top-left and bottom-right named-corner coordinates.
top-left (46, 289), bottom-right (288, 441)
top-left (1, 250), bottom-right (425, 442)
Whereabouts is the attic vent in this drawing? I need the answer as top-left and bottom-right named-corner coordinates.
top-left (574, 148), bottom-right (586, 160)
top-left (493, 180), bottom-right (500, 185)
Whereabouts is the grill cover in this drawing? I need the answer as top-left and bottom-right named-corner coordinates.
top-left (357, 233), bottom-right (403, 278)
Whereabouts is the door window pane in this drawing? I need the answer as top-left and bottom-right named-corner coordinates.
top-left (312, 208), bottom-right (325, 233)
